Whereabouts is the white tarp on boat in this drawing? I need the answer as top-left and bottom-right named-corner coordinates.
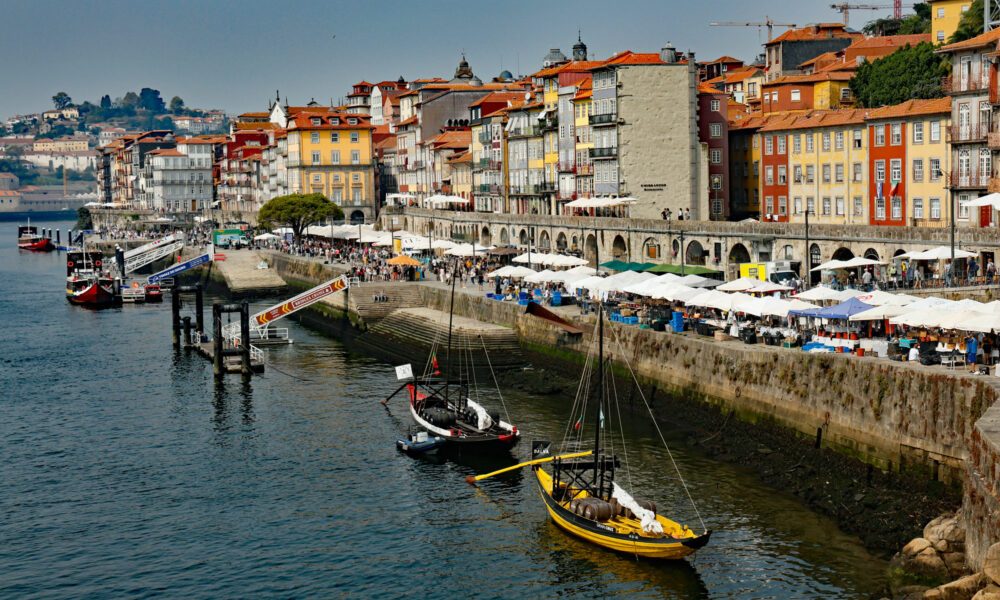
top-left (612, 482), bottom-right (663, 534)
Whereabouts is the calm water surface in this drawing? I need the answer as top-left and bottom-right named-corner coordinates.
top-left (1, 220), bottom-right (887, 599)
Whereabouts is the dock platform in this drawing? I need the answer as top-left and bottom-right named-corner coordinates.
top-left (192, 341), bottom-right (265, 374)
top-left (215, 250), bottom-right (287, 294)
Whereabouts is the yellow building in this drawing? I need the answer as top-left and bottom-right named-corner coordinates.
top-left (447, 151), bottom-right (472, 202)
top-left (34, 136), bottom-right (89, 152)
top-left (285, 111), bottom-right (375, 222)
top-left (763, 109), bottom-right (870, 225)
top-left (572, 80), bottom-right (594, 200)
top-left (812, 74), bottom-right (855, 110)
top-left (867, 98), bottom-right (952, 227)
top-left (929, 0), bottom-right (973, 44)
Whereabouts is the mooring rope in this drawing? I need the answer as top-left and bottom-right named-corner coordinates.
top-left (478, 334), bottom-right (511, 424)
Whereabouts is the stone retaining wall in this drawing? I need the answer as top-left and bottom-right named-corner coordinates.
top-left (964, 404), bottom-right (1000, 570)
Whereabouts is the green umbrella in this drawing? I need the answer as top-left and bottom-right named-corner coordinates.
top-left (599, 260), bottom-right (630, 271)
top-left (642, 263), bottom-right (722, 275)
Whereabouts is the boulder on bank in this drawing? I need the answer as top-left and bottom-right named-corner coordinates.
top-left (921, 573), bottom-right (985, 600)
top-left (985, 543), bottom-right (1000, 586)
top-left (925, 514), bottom-right (966, 554)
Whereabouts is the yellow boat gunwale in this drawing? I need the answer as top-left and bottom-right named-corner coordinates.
top-left (533, 467), bottom-right (710, 560)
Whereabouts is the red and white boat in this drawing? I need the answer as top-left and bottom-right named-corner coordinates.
top-left (66, 276), bottom-right (116, 307)
top-left (18, 225), bottom-right (55, 252)
top-left (65, 250), bottom-right (118, 308)
top-left (144, 284), bottom-right (163, 302)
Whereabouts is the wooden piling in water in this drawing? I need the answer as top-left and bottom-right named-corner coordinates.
top-left (240, 301), bottom-right (251, 376)
top-left (183, 316), bottom-right (192, 347)
top-left (213, 304), bottom-right (223, 377)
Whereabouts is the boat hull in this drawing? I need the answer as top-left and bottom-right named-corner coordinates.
top-left (67, 281), bottom-right (115, 307)
top-left (19, 238), bottom-right (55, 252)
top-left (533, 468), bottom-right (710, 560)
top-left (407, 401), bottom-right (519, 455)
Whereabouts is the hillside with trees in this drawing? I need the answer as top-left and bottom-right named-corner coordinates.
top-left (849, 42), bottom-right (948, 108)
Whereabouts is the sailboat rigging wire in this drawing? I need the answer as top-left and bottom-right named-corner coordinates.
top-left (559, 340), bottom-right (595, 453)
top-left (604, 349), bottom-right (634, 495)
top-left (478, 335), bottom-right (511, 424)
top-left (608, 324), bottom-right (707, 533)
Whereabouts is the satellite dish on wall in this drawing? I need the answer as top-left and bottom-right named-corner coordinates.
top-left (524, 92), bottom-right (531, 101)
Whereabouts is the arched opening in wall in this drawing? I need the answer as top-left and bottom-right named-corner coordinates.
top-left (519, 229), bottom-right (529, 246)
top-left (500, 229), bottom-right (510, 245)
top-left (556, 232), bottom-right (568, 251)
top-left (728, 243), bottom-right (750, 265)
top-left (480, 226), bottom-right (490, 246)
top-left (403, 218), bottom-right (409, 230)
top-left (612, 235), bottom-right (627, 260)
top-left (671, 239), bottom-right (680, 260)
top-left (893, 248), bottom-right (907, 258)
top-left (809, 243), bottom-right (823, 285)
top-left (642, 237), bottom-right (660, 260)
top-left (538, 230), bottom-right (551, 251)
top-left (350, 210), bottom-right (365, 224)
top-left (782, 245), bottom-right (794, 260)
top-left (864, 248), bottom-right (880, 261)
top-left (832, 247), bottom-right (855, 261)
top-left (571, 235), bottom-right (578, 250)
top-left (584, 234), bottom-right (598, 265)
top-left (686, 240), bottom-right (706, 265)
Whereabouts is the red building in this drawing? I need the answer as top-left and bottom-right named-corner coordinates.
top-left (757, 113), bottom-right (798, 223)
top-left (697, 83), bottom-right (731, 219)
top-left (867, 120), bottom-right (907, 226)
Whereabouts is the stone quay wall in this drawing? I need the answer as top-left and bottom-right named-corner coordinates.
top-left (964, 404), bottom-right (1000, 569)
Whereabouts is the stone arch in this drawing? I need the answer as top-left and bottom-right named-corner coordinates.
top-left (350, 210), bottom-right (365, 224)
top-left (728, 243), bottom-right (751, 265)
top-left (832, 247), bottom-right (855, 261)
top-left (571, 234), bottom-right (578, 250)
top-left (642, 236), bottom-right (661, 260)
top-left (403, 218), bottom-right (409, 230)
top-left (782, 244), bottom-right (794, 260)
top-left (686, 240), bottom-right (706, 266)
top-left (584, 234), bottom-right (598, 265)
top-left (612, 234), bottom-right (627, 260)
top-left (519, 229), bottom-right (529, 246)
top-left (556, 232), bottom-right (568, 251)
top-left (893, 248), bottom-right (907, 258)
top-left (480, 226), bottom-right (490, 246)
top-left (671, 238), bottom-right (680, 259)
top-left (500, 228), bottom-right (509, 245)
top-left (863, 248), bottom-right (880, 261)
top-left (538, 230), bottom-right (551, 251)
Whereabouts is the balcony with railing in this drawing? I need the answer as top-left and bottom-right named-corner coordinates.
top-left (949, 169), bottom-right (991, 189)
top-left (988, 132), bottom-right (1000, 149)
top-left (576, 164), bottom-right (593, 175)
top-left (990, 178), bottom-right (1000, 193)
top-left (538, 181), bottom-right (556, 193)
top-left (475, 158), bottom-right (491, 169)
top-left (476, 184), bottom-right (491, 193)
top-left (948, 123), bottom-right (991, 143)
top-left (943, 71), bottom-right (991, 94)
top-left (589, 113), bottom-right (616, 127)
top-left (558, 162), bottom-right (577, 173)
top-left (540, 116), bottom-right (558, 131)
top-left (509, 125), bottom-right (540, 138)
top-left (590, 146), bottom-right (618, 159)
top-left (477, 132), bottom-right (491, 143)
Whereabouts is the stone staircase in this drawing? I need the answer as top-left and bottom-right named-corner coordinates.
top-left (361, 307), bottom-right (524, 370)
top-left (348, 282), bottom-right (426, 320)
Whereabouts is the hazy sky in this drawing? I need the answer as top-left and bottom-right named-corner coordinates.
top-left (1, 0), bottom-right (903, 118)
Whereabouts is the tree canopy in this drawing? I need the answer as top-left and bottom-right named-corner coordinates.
top-left (52, 92), bottom-right (72, 110)
top-left (138, 88), bottom-right (166, 112)
top-left (849, 42), bottom-right (947, 108)
top-left (949, 0), bottom-right (984, 44)
top-left (169, 96), bottom-right (185, 113)
top-left (258, 193), bottom-right (344, 240)
top-left (99, 95), bottom-right (112, 109)
top-left (862, 3), bottom-right (931, 36)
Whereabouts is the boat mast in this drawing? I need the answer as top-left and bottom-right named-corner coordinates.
top-left (445, 260), bottom-right (457, 401)
top-left (594, 303), bottom-right (603, 494)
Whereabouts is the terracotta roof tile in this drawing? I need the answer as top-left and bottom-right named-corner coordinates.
top-left (766, 23), bottom-right (863, 46)
top-left (938, 27), bottom-right (1000, 52)
top-left (865, 97), bottom-right (951, 120)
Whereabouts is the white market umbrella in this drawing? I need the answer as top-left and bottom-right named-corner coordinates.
top-left (272, 227), bottom-right (294, 235)
top-left (907, 246), bottom-right (977, 261)
top-left (852, 290), bottom-right (914, 307)
top-left (955, 313), bottom-right (1000, 333)
top-left (961, 193), bottom-right (1000, 209)
top-left (716, 277), bottom-right (762, 292)
top-left (795, 286), bottom-right (845, 301)
top-left (524, 269), bottom-right (558, 283)
top-left (747, 281), bottom-right (792, 294)
top-left (848, 304), bottom-right (913, 322)
top-left (811, 259), bottom-right (849, 272)
top-left (253, 233), bottom-right (278, 241)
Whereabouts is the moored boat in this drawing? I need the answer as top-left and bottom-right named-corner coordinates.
top-left (144, 284), bottom-right (163, 302)
top-left (17, 225), bottom-right (55, 252)
top-left (396, 430), bottom-right (446, 455)
top-left (67, 276), bottom-right (116, 307)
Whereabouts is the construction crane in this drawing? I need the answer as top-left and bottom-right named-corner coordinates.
top-left (709, 16), bottom-right (797, 42)
top-left (830, 2), bottom-right (909, 26)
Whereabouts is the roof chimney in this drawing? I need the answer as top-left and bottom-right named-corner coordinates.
top-left (660, 42), bottom-right (678, 63)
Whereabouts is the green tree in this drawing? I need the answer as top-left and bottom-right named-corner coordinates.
top-left (949, 0), bottom-right (984, 43)
top-left (52, 92), bottom-right (72, 110)
top-left (850, 42), bottom-right (948, 108)
top-left (138, 87), bottom-right (165, 112)
top-left (122, 91), bottom-right (139, 107)
top-left (100, 95), bottom-right (112, 109)
top-left (863, 2), bottom-right (930, 36)
top-left (76, 207), bottom-right (93, 230)
top-left (169, 96), bottom-right (185, 113)
top-left (258, 193), bottom-right (344, 241)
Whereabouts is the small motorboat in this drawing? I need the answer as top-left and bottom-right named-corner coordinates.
top-left (396, 431), bottom-right (446, 455)
top-left (18, 225), bottom-right (55, 252)
top-left (144, 284), bottom-right (163, 302)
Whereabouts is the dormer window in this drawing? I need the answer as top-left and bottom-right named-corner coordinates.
top-left (311, 118), bottom-right (322, 126)
top-left (330, 118), bottom-right (340, 125)
top-left (348, 118), bottom-right (358, 125)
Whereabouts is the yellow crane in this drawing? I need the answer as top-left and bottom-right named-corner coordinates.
top-left (709, 16), bottom-right (797, 42)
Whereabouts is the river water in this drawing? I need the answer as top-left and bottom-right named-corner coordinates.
top-left (1, 219), bottom-right (888, 599)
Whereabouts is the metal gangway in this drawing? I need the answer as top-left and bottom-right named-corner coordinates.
top-left (222, 274), bottom-right (350, 343)
top-left (123, 234), bottom-right (185, 274)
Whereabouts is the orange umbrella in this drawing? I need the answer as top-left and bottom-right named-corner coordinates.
top-left (387, 254), bottom-right (421, 266)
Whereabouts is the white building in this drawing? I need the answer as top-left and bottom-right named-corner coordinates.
top-left (137, 148), bottom-right (213, 212)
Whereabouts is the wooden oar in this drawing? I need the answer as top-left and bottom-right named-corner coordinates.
top-left (465, 450), bottom-right (593, 484)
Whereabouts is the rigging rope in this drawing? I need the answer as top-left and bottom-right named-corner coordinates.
top-left (479, 334), bottom-right (511, 424)
top-left (608, 323), bottom-right (707, 533)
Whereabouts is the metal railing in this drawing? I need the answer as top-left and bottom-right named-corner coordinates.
top-left (949, 170), bottom-right (991, 188)
top-left (589, 113), bottom-right (616, 126)
top-left (943, 73), bottom-right (991, 94)
top-left (948, 123), bottom-right (991, 143)
top-left (590, 147), bottom-right (617, 159)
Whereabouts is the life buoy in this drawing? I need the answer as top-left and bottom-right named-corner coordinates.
top-left (132, 282), bottom-right (140, 288)
top-left (66, 260), bottom-right (74, 267)
top-left (94, 260), bottom-right (102, 267)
